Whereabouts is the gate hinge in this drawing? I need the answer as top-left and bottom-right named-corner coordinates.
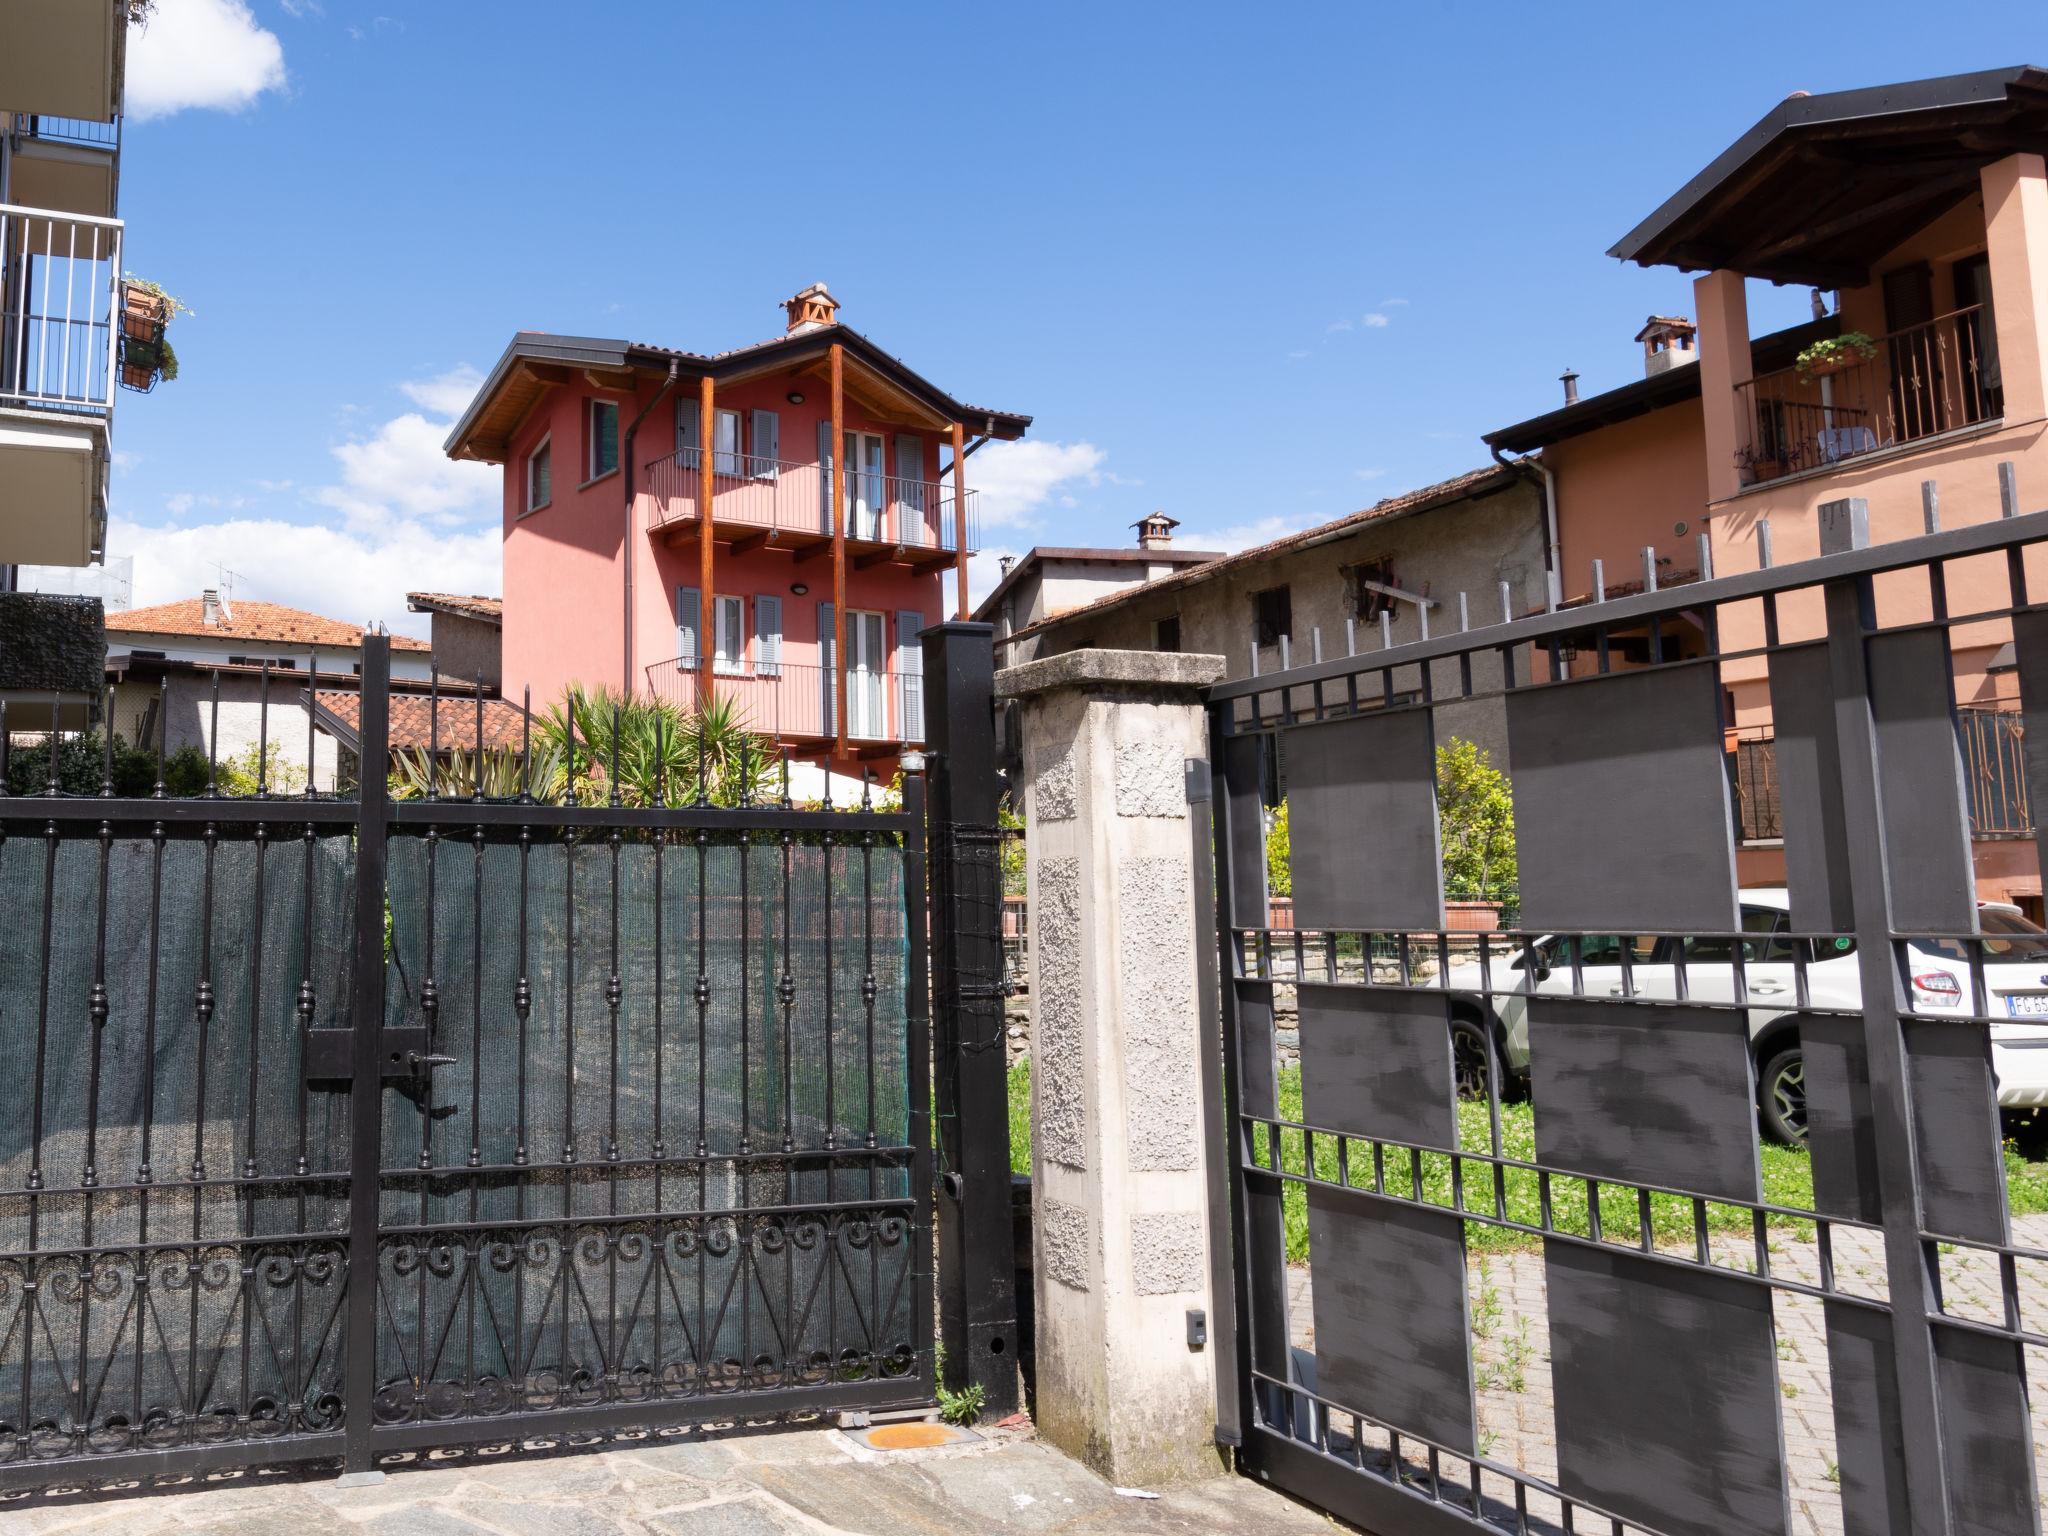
top-left (304, 1026), bottom-right (443, 1084)
top-left (1184, 759), bottom-right (1211, 803)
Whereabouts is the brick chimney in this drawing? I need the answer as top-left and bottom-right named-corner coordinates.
top-left (202, 588), bottom-right (221, 626)
top-left (1133, 511), bottom-right (1179, 551)
top-left (1635, 316), bottom-right (1698, 377)
top-left (782, 282), bottom-right (839, 336)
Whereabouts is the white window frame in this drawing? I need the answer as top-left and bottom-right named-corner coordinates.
top-left (586, 399), bottom-right (620, 483)
top-left (713, 408), bottom-right (744, 477)
top-left (712, 594), bottom-right (747, 676)
top-left (524, 435), bottom-right (552, 515)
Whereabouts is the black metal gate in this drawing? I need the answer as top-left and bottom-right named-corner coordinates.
top-left (1206, 503), bottom-right (2048, 1534)
top-left (0, 637), bottom-right (933, 1495)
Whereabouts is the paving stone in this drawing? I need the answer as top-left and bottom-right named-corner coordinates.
top-left (640, 1496), bottom-right (812, 1535)
top-left (358, 1509), bottom-right (506, 1536)
top-left (742, 1459), bottom-right (970, 1536)
top-left (444, 1497), bottom-right (647, 1536)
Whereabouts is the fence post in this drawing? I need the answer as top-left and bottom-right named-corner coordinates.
top-left (995, 647), bottom-right (1230, 1486)
top-left (341, 634), bottom-right (390, 1479)
top-left (921, 619), bottom-right (1020, 1416)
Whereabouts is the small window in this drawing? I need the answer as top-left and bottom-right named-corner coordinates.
top-left (1350, 559), bottom-right (1396, 621)
top-left (526, 437), bottom-right (552, 512)
top-left (1252, 585), bottom-right (1291, 647)
top-left (712, 595), bottom-right (746, 673)
top-left (713, 409), bottom-right (743, 476)
top-left (1155, 615), bottom-right (1181, 653)
top-left (587, 400), bottom-right (619, 481)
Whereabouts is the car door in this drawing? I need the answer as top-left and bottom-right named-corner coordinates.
top-left (1675, 904), bottom-right (1798, 1040)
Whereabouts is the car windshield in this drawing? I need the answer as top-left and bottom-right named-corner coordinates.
top-left (1914, 909), bottom-right (2048, 963)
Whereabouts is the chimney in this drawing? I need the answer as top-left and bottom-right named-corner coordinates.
top-left (782, 282), bottom-right (840, 336)
top-left (1133, 511), bottom-right (1179, 551)
top-left (1635, 316), bottom-right (1698, 377)
top-left (1559, 368), bottom-right (1580, 406)
top-left (201, 588), bottom-right (221, 627)
top-left (998, 555), bottom-right (1016, 577)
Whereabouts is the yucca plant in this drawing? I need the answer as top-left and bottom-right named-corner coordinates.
top-left (534, 684), bottom-right (773, 807)
top-left (387, 741), bottom-right (562, 801)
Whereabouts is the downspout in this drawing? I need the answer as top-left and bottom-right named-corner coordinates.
top-left (1490, 443), bottom-right (1560, 607)
top-left (621, 360), bottom-right (682, 694)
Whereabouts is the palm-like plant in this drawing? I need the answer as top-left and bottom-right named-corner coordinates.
top-left (388, 742), bottom-right (562, 801)
top-left (534, 684), bottom-right (774, 806)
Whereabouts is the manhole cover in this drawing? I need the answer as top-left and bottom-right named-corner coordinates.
top-left (857, 1422), bottom-right (978, 1451)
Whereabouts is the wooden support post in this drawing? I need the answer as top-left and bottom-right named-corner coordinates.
top-left (952, 421), bottom-right (969, 620)
top-left (698, 376), bottom-right (715, 702)
top-left (831, 343), bottom-right (848, 758)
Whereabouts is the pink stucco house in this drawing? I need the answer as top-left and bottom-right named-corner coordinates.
top-left (444, 285), bottom-right (1030, 775)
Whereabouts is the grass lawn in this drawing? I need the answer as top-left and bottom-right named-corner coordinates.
top-left (1003, 1061), bottom-right (2048, 1263)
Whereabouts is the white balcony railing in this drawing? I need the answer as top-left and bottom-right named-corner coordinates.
top-left (0, 202), bottom-right (122, 416)
top-left (642, 450), bottom-right (980, 554)
top-left (643, 657), bottom-right (926, 745)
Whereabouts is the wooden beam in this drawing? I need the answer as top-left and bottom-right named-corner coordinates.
top-left (951, 421), bottom-right (969, 620)
top-left (582, 366), bottom-right (640, 393)
top-left (910, 552), bottom-right (957, 578)
top-left (521, 363), bottom-right (572, 387)
top-left (729, 529), bottom-right (772, 557)
top-left (854, 546), bottom-right (907, 571)
top-left (831, 343), bottom-right (847, 759)
top-left (793, 538), bottom-right (834, 564)
top-left (698, 376), bottom-right (715, 703)
top-left (1746, 166), bottom-right (1980, 265)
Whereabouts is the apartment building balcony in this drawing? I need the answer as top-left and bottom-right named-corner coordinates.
top-left (643, 656), bottom-right (927, 750)
top-left (5, 112), bottom-right (121, 220)
top-left (642, 450), bottom-right (979, 573)
top-left (0, 202), bottom-right (122, 566)
top-left (1733, 305), bottom-right (2001, 489)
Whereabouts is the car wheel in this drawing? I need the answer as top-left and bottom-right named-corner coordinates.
top-left (1758, 1043), bottom-right (1807, 1146)
top-left (1451, 1017), bottom-right (1496, 1102)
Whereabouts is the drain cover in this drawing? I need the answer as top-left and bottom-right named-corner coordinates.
top-left (853, 1421), bottom-right (981, 1451)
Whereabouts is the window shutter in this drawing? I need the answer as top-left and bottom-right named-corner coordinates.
top-left (754, 594), bottom-right (783, 677)
top-left (816, 420), bottom-right (835, 533)
top-left (676, 585), bottom-right (701, 667)
top-left (894, 434), bottom-right (924, 535)
top-left (675, 402), bottom-right (700, 467)
top-left (818, 601), bottom-right (836, 734)
top-left (751, 410), bottom-right (780, 478)
top-left (896, 610), bottom-right (925, 741)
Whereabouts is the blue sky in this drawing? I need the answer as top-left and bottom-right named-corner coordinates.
top-left (62, 0), bottom-right (2047, 634)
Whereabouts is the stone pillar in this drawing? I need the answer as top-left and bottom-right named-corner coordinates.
top-left (1983, 151), bottom-right (2048, 426)
top-left (995, 648), bottom-right (1228, 1488)
top-left (1695, 267), bottom-right (1754, 505)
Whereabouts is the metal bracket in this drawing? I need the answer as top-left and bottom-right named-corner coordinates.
top-left (304, 1026), bottom-right (442, 1083)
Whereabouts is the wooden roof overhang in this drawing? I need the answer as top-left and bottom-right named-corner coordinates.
top-left (1608, 66), bottom-right (2048, 287)
top-left (445, 329), bottom-right (1031, 466)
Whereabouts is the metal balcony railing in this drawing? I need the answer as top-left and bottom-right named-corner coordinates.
top-left (1730, 727), bottom-right (1781, 842)
top-left (642, 656), bottom-right (927, 744)
top-left (12, 112), bottom-right (120, 151)
top-left (642, 449), bottom-right (980, 553)
top-left (1733, 305), bottom-right (2000, 486)
top-left (0, 202), bottom-right (122, 415)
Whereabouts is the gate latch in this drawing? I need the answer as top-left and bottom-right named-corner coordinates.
top-left (304, 1027), bottom-right (450, 1083)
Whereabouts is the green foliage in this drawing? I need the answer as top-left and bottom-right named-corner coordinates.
top-left (388, 742), bottom-right (562, 801)
top-left (1436, 738), bottom-right (1516, 904)
top-left (937, 1378), bottom-right (987, 1426)
top-left (1265, 801), bottom-right (1290, 897)
top-left (999, 802), bottom-right (1026, 897)
top-left (1795, 331), bottom-right (1877, 376)
top-left (533, 684), bottom-right (773, 807)
top-left (5, 732), bottom-right (209, 797)
top-left (215, 741), bottom-right (307, 797)
top-left (1008, 1059), bottom-right (1032, 1175)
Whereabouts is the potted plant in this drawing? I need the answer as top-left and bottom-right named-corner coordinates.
top-left (118, 276), bottom-right (191, 391)
top-left (1734, 444), bottom-right (1786, 484)
top-left (1795, 331), bottom-right (1877, 381)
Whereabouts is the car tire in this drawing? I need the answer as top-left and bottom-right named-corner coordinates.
top-left (1451, 1015), bottom-right (1501, 1103)
top-left (1758, 1042), bottom-right (1807, 1146)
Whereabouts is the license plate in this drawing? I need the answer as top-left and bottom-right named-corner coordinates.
top-left (2008, 994), bottom-right (2048, 1017)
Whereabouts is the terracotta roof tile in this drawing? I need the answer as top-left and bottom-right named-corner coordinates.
top-left (406, 592), bottom-right (504, 624)
top-left (314, 691), bottom-right (531, 751)
top-left (108, 598), bottom-right (431, 652)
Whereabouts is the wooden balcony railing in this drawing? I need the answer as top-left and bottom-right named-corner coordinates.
top-left (642, 656), bottom-right (926, 745)
top-left (1732, 304), bottom-right (2001, 487)
top-left (641, 450), bottom-right (980, 554)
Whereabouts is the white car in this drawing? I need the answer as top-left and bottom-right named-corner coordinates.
top-left (1441, 887), bottom-right (2048, 1143)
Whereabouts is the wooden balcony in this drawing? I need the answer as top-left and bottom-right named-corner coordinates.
top-left (642, 450), bottom-right (978, 575)
top-left (642, 656), bottom-right (926, 752)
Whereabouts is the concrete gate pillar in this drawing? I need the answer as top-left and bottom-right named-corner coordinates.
top-left (995, 649), bottom-right (1230, 1487)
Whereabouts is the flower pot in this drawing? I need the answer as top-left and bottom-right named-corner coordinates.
top-left (1797, 351), bottom-right (1870, 382)
top-left (121, 283), bottom-right (168, 344)
top-left (119, 362), bottom-right (155, 391)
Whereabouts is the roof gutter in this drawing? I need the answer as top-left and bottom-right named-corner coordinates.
top-left (1490, 444), bottom-right (1560, 608)
top-left (622, 359), bottom-right (682, 693)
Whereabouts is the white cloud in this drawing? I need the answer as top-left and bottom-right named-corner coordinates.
top-left (968, 547), bottom-right (1025, 609)
top-left (1354, 467), bottom-right (1387, 481)
top-left (968, 440), bottom-right (1107, 527)
top-left (1380, 297), bottom-right (1409, 307)
top-left (1326, 318), bottom-right (1354, 334)
top-left (1286, 349), bottom-right (1310, 362)
top-left (104, 365), bottom-right (500, 638)
top-left (126, 0), bottom-right (286, 121)
top-left (1361, 312), bottom-right (1391, 328)
top-left (1173, 514), bottom-right (1308, 556)
top-left (399, 364), bottom-right (485, 419)
top-left (279, 0), bottom-right (323, 16)
top-left (113, 513), bottom-right (496, 641)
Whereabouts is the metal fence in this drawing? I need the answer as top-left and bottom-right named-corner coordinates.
top-left (0, 641), bottom-right (935, 1495)
top-left (1204, 499), bottom-right (2048, 1535)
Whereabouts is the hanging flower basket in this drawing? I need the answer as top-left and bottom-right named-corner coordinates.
top-left (116, 277), bottom-right (190, 391)
top-left (1795, 332), bottom-right (1878, 381)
